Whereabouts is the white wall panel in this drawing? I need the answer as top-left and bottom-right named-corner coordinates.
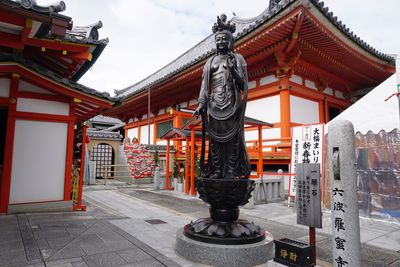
top-left (19, 80), bottom-right (55, 94)
top-left (289, 75), bottom-right (302, 85)
top-left (245, 127), bottom-right (280, 141)
top-left (324, 87), bottom-right (333, 95)
top-left (290, 96), bottom-right (319, 124)
top-left (127, 127), bottom-right (138, 142)
top-left (17, 98), bottom-right (69, 116)
top-left (10, 120), bottom-right (67, 204)
top-left (260, 75), bottom-right (278, 85)
top-left (305, 80), bottom-right (317, 90)
top-left (140, 123), bottom-right (154, 144)
top-left (156, 140), bottom-right (167, 145)
top-left (248, 81), bottom-right (256, 89)
top-left (0, 78), bottom-right (10, 97)
top-left (246, 95), bottom-right (280, 123)
top-left (335, 90), bottom-right (345, 99)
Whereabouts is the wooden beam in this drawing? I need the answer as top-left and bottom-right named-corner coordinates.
top-left (285, 10), bottom-right (304, 53)
top-left (185, 137), bottom-right (190, 194)
top-left (26, 38), bottom-right (92, 53)
top-left (166, 139), bottom-right (171, 190)
top-left (0, 64), bottom-right (113, 108)
top-left (0, 9), bottom-right (25, 26)
top-left (18, 91), bottom-right (69, 103)
top-left (0, 74), bottom-right (18, 213)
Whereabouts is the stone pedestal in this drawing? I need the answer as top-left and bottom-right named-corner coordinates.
top-left (176, 228), bottom-right (273, 267)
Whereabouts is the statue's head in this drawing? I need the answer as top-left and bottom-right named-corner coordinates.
top-left (212, 14), bottom-right (235, 52)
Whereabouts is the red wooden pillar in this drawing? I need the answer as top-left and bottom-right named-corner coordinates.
top-left (165, 138), bottom-right (170, 190)
top-left (0, 73), bottom-right (19, 213)
top-left (74, 123), bottom-right (88, 211)
top-left (190, 129), bottom-right (196, 196)
top-left (280, 88), bottom-right (291, 139)
top-left (257, 125), bottom-right (263, 178)
top-left (324, 99), bottom-right (329, 122)
top-left (64, 100), bottom-right (75, 201)
top-left (319, 100), bottom-right (325, 123)
top-left (185, 137), bottom-right (189, 194)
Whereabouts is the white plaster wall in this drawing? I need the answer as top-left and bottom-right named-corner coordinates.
top-left (246, 95), bottom-right (280, 123)
top-left (245, 127), bottom-right (281, 147)
top-left (290, 95), bottom-right (319, 124)
top-left (245, 128), bottom-right (279, 141)
top-left (156, 140), bottom-right (167, 145)
top-left (289, 75), bottom-right (302, 85)
top-left (324, 87), bottom-right (333, 95)
top-left (0, 78), bottom-right (10, 97)
top-left (248, 81), bottom-right (256, 89)
top-left (127, 127), bottom-right (138, 141)
top-left (10, 120), bottom-right (67, 204)
top-left (260, 75), bottom-right (278, 85)
top-left (305, 80), bottom-right (317, 90)
top-left (19, 80), bottom-right (55, 94)
top-left (140, 123), bottom-right (154, 144)
top-left (335, 90), bottom-right (345, 99)
top-left (17, 98), bottom-right (69, 116)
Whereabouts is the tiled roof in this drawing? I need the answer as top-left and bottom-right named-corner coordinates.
top-left (89, 115), bottom-right (123, 125)
top-left (0, 0), bottom-right (109, 82)
top-left (64, 21), bottom-right (109, 81)
top-left (143, 144), bottom-right (175, 152)
top-left (115, 0), bottom-right (395, 100)
top-left (0, 0), bottom-right (69, 19)
top-left (87, 130), bottom-right (122, 140)
top-left (0, 53), bottom-right (116, 102)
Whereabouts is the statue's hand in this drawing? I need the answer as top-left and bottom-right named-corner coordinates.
top-left (227, 54), bottom-right (236, 72)
top-left (193, 105), bottom-right (204, 118)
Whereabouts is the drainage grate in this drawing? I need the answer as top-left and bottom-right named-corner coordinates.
top-left (144, 219), bottom-right (167, 225)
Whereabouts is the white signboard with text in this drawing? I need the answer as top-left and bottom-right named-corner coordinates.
top-left (289, 124), bottom-right (324, 197)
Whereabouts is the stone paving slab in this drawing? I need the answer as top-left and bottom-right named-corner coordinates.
top-left (1, 186), bottom-right (399, 267)
top-left (0, 199), bottom-right (181, 267)
top-left (109, 187), bottom-right (400, 267)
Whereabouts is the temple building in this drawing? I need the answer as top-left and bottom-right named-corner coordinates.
top-left (86, 115), bottom-right (124, 180)
top-left (108, 0), bottom-right (395, 193)
top-left (0, 0), bottom-right (114, 213)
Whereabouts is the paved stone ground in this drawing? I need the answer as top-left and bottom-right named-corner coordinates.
top-left (1, 184), bottom-right (400, 267)
top-left (0, 199), bottom-right (180, 267)
top-left (114, 187), bottom-right (400, 267)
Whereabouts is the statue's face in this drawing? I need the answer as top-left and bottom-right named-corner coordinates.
top-left (215, 33), bottom-right (230, 52)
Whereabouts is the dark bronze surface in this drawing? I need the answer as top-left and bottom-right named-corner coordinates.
top-left (186, 14), bottom-right (265, 245)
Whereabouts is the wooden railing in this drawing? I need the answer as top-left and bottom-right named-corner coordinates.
top-left (102, 164), bottom-right (134, 185)
top-left (246, 137), bottom-right (292, 159)
top-left (173, 137), bottom-right (292, 161)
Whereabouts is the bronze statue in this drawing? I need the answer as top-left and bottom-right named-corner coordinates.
top-left (185, 14), bottom-right (265, 244)
top-left (194, 13), bottom-right (250, 180)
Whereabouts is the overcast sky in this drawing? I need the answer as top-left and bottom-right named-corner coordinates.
top-left (39, 0), bottom-right (399, 95)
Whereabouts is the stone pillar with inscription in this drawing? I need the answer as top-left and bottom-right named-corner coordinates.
top-left (328, 120), bottom-right (361, 267)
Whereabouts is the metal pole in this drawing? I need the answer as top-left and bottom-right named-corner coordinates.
top-left (148, 87), bottom-right (151, 145)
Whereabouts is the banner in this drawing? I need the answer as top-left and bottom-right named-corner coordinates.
top-left (289, 124), bottom-right (324, 197)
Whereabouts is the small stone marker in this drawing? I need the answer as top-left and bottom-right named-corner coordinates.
top-left (296, 163), bottom-right (322, 228)
top-left (328, 120), bottom-right (361, 267)
top-left (154, 167), bottom-right (160, 189)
